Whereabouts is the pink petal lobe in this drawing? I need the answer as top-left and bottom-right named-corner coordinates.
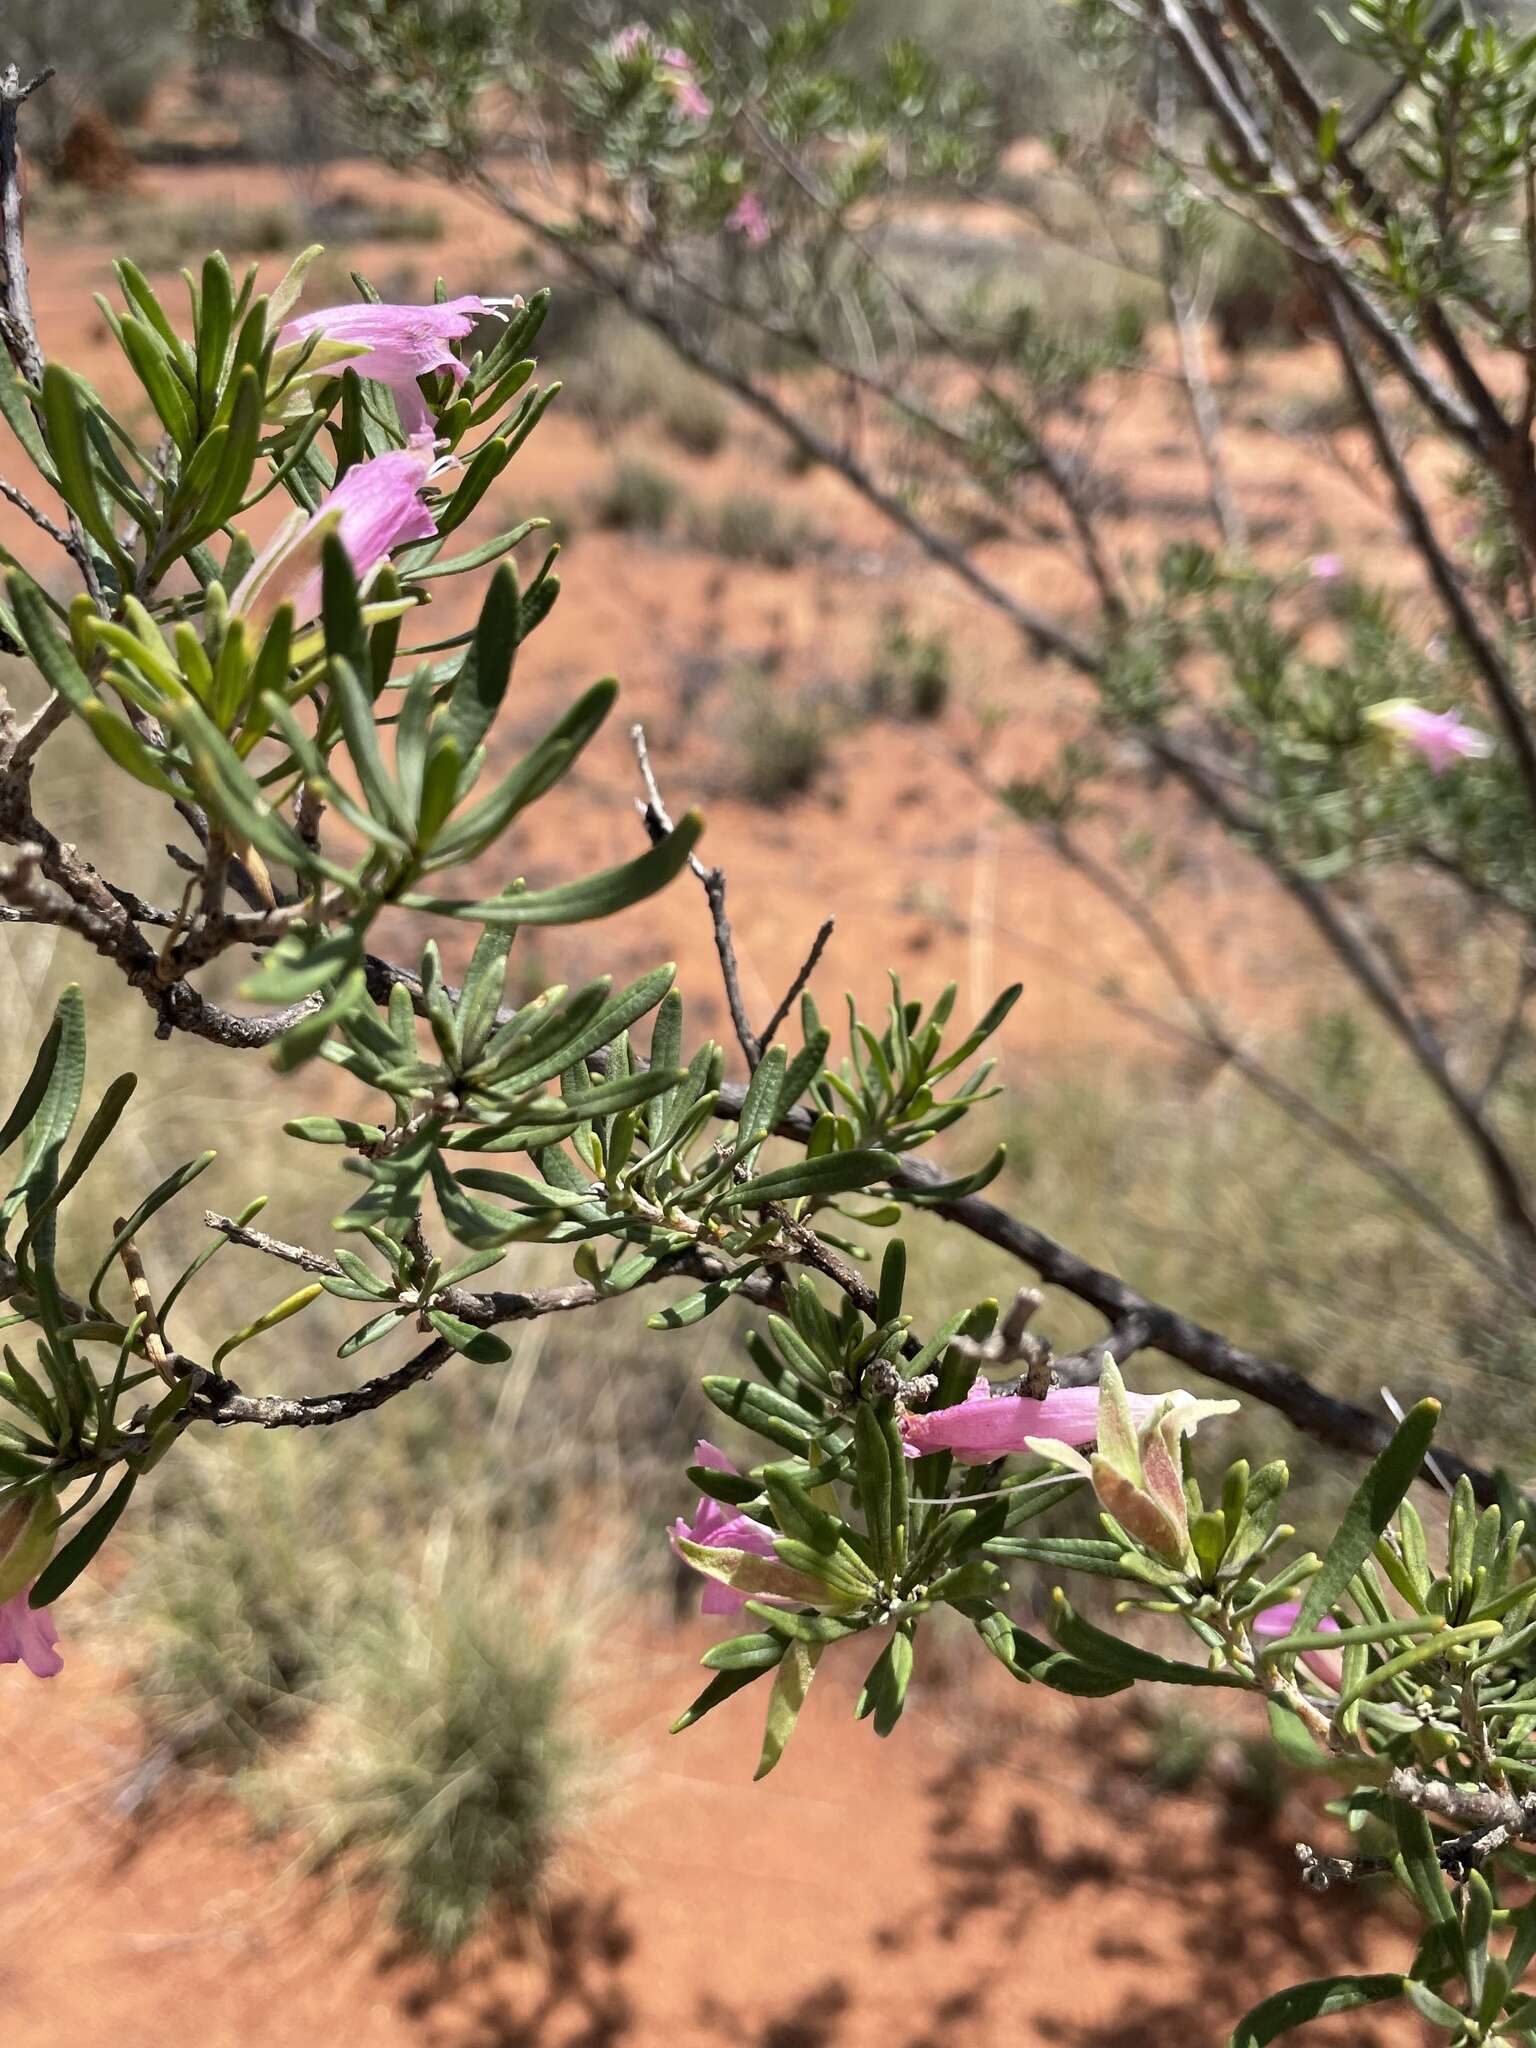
top-left (0, 1589), bottom-right (62, 1679)
top-left (900, 1380), bottom-right (1167, 1464)
top-left (1253, 1600), bottom-right (1342, 1687)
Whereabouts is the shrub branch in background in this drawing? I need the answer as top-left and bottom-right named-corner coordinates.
top-left (12, 5), bottom-right (1536, 2030)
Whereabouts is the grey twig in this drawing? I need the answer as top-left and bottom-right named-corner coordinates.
top-left (631, 720), bottom-right (762, 1068)
top-left (884, 1135), bottom-right (1504, 1499)
top-left (1155, 55), bottom-right (1247, 552)
top-left (203, 1208), bottom-right (785, 1334)
top-left (1386, 1768), bottom-right (1535, 1841)
top-left (0, 63), bottom-right (52, 388)
top-left (759, 917), bottom-right (835, 1052)
top-left (0, 65), bottom-right (108, 622)
top-left (1050, 1313), bottom-right (1158, 1388)
top-left (0, 477), bottom-right (87, 572)
top-left (1478, 950), bottom-right (1536, 1108)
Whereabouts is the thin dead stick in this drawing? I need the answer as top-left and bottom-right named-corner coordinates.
top-left (0, 477), bottom-right (85, 567)
top-left (759, 918), bottom-right (835, 1051)
top-left (112, 1221), bottom-right (175, 1387)
top-left (1156, 54), bottom-right (1248, 551)
top-left (631, 721), bottom-right (761, 1067)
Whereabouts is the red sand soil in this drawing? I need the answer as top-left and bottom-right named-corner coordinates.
top-left (1, 155), bottom-right (1440, 1079)
top-left (0, 1631), bottom-right (1427, 2048)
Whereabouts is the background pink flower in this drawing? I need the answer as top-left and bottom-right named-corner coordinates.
top-left (1370, 700), bottom-right (1494, 774)
top-left (1252, 1600), bottom-right (1342, 1688)
top-left (727, 192), bottom-right (772, 246)
top-left (666, 70), bottom-right (712, 121)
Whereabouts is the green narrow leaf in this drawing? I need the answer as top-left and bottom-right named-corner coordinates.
top-left (39, 365), bottom-right (128, 570)
top-left (30, 1467), bottom-right (137, 1608)
top-left (1226, 1975), bottom-right (1404, 2046)
top-left (646, 1275), bottom-right (756, 1329)
top-left (116, 313), bottom-right (197, 452)
top-left (734, 1046), bottom-right (789, 1155)
top-left (424, 1309), bottom-right (512, 1363)
top-left (16, 1071), bottom-right (137, 1265)
top-left (1294, 1400), bottom-right (1441, 1636)
top-left (326, 644), bottom-right (412, 839)
top-left (1393, 1801), bottom-right (1460, 1938)
top-left (855, 1629), bottom-right (914, 1736)
top-left (2, 984), bottom-right (87, 1252)
top-left (0, 351), bottom-right (56, 477)
top-left (211, 1282), bottom-right (324, 1369)
top-left (702, 1375), bottom-right (819, 1453)
top-left (984, 1617), bottom-right (1132, 1696)
top-left (403, 810), bottom-right (705, 926)
top-left (1049, 1591), bottom-right (1248, 1688)
top-left (716, 1148), bottom-right (900, 1209)
top-left (900, 1144), bottom-right (1008, 1204)
top-left (754, 1637), bottom-right (822, 1780)
top-left (442, 560), bottom-right (520, 757)
top-left (701, 1631), bottom-right (787, 1673)
top-left (426, 677), bottom-right (620, 867)
top-left (336, 1307), bottom-right (408, 1356)
top-left (195, 251), bottom-right (235, 424)
top-left (1402, 1980), bottom-right (1464, 2027)
top-left (0, 1005), bottom-right (64, 1162)
top-left (454, 922), bottom-right (515, 1066)
top-left (854, 1399), bottom-right (895, 1580)
top-left (670, 1661), bottom-right (778, 1733)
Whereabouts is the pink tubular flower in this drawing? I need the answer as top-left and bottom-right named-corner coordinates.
top-left (1368, 699), bottom-right (1495, 775)
top-left (667, 69), bottom-right (712, 121)
top-left (670, 1441), bottom-right (778, 1615)
top-left (0, 1588), bottom-right (61, 1679)
top-left (1253, 1599), bottom-right (1342, 1689)
top-left (727, 192), bottom-right (772, 247)
top-left (1309, 552), bottom-right (1343, 581)
top-left (658, 46), bottom-right (711, 121)
top-left (278, 296), bottom-right (497, 439)
top-left (605, 27), bottom-right (710, 120)
top-left (231, 444), bottom-right (438, 628)
top-left (900, 1374), bottom-right (1176, 1465)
